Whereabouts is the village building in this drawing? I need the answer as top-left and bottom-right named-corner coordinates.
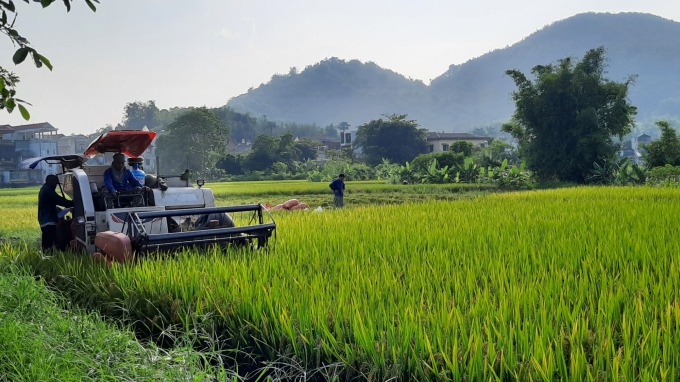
top-left (426, 132), bottom-right (491, 153)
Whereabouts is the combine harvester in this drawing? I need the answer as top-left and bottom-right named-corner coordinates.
top-left (26, 130), bottom-right (275, 262)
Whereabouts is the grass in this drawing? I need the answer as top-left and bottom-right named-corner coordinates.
top-left (0, 180), bottom-right (495, 237)
top-left (211, 180), bottom-right (496, 208)
top-left (0, 248), bottom-right (235, 382)
top-left (3, 185), bottom-right (680, 380)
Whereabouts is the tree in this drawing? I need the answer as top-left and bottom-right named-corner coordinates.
top-left (412, 151), bottom-right (465, 172)
top-left (212, 106), bottom-right (258, 143)
top-left (641, 121), bottom-right (680, 168)
top-left (449, 141), bottom-right (474, 157)
top-left (294, 138), bottom-right (320, 161)
top-left (1, 0), bottom-right (98, 120)
top-left (336, 121), bottom-right (350, 140)
top-left (243, 134), bottom-right (277, 172)
top-left (122, 100), bottom-right (158, 130)
top-left (87, 123), bottom-right (116, 141)
top-left (502, 47), bottom-right (637, 183)
top-left (277, 131), bottom-right (302, 170)
top-left (216, 153), bottom-right (244, 175)
top-left (354, 114), bottom-right (427, 165)
top-left (155, 108), bottom-right (229, 177)
top-left (323, 123), bottom-right (338, 138)
top-left (478, 139), bottom-right (518, 168)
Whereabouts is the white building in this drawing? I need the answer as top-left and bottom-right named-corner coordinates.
top-left (426, 132), bottom-right (491, 153)
top-left (58, 135), bottom-right (91, 155)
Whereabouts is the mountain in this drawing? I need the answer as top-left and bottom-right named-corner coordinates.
top-left (227, 58), bottom-right (429, 126)
top-left (227, 13), bottom-right (680, 131)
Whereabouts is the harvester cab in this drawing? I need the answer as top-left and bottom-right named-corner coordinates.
top-left (26, 130), bottom-right (275, 260)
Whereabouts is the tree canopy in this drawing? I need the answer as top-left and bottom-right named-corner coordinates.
top-left (449, 141), bottom-right (474, 157)
top-left (240, 132), bottom-right (318, 173)
top-left (354, 114), bottom-right (427, 165)
top-left (1, 0), bottom-right (98, 119)
top-left (502, 47), bottom-right (637, 183)
top-left (155, 108), bottom-right (229, 177)
top-left (122, 100), bottom-right (158, 130)
top-left (641, 121), bottom-right (680, 168)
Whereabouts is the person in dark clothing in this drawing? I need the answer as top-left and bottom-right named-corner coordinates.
top-left (38, 175), bottom-right (74, 251)
top-left (329, 173), bottom-right (345, 209)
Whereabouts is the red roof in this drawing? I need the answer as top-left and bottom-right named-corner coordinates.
top-left (84, 130), bottom-right (157, 158)
top-left (0, 125), bottom-right (15, 133)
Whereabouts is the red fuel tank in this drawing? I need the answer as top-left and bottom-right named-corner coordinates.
top-left (94, 231), bottom-right (132, 263)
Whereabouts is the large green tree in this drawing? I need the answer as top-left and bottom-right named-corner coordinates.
top-left (1, 0), bottom-right (98, 119)
top-left (155, 108), bottom-right (229, 177)
top-left (641, 121), bottom-right (680, 168)
top-left (241, 132), bottom-right (314, 172)
top-left (122, 100), bottom-right (158, 130)
top-left (243, 134), bottom-right (277, 172)
top-left (502, 47), bottom-right (637, 183)
top-left (354, 114), bottom-right (427, 165)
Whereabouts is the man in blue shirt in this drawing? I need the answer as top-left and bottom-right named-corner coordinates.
top-left (103, 153), bottom-right (148, 195)
top-left (329, 173), bottom-right (345, 209)
top-left (38, 175), bottom-right (74, 251)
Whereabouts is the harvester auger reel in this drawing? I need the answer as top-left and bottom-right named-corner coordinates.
top-left (124, 204), bottom-right (276, 254)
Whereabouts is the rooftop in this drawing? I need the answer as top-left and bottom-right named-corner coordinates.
top-left (10, 122), bottom-right (57, 132)
top-left (0, 125), bottom-right (15, 133)
top-left (427, 132), bottom-right (492, 140)
top-left (306, 136), bottom-right (339, 142)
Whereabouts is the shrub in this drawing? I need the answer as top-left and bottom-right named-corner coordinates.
top-left (412, 151), bottom-right (464, 172)
top-left (646, 164), bottom-right (680, 187)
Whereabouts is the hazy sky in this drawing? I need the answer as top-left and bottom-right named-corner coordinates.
top-left (1, 0), bottom-right (679, 135)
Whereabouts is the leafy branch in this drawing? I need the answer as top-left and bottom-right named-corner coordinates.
top-left (0, 0), bottom-right (99, 119)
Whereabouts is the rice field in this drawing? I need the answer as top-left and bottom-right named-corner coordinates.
top-left (2, 183), bottom-right (680, 381)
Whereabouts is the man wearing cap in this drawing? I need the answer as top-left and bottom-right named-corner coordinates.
top-left (38, 174), bottom-right (74, 251)
top-left (103, 153), bottom-right (147, 195)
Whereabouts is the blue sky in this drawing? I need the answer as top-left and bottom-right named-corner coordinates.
top-left (1, 0), bottom-right (679, 135)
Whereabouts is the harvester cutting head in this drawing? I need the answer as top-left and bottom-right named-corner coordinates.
top-left (124, 204), bottom-right (276, 253)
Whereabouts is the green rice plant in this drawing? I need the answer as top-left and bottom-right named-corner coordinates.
top-left (3, 184), bottom-right (680, 381)
top-left (0, 249), bottom-right (235, 381)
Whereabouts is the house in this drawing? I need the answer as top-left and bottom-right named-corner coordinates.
top-left (0, 140), bottom-right (17, 184)
top-left (426, 132), bottom-right (491, 153)
top-left (637, 134), bottom-right (652, 145)
top-left (0, 123), bottom-right (60, 187)
top-left (8, 123), bottom-right (60, 177)
top-left (307, 136), bottom-right (341, 151)
top-left (620, 147), bottom-right (637, 161)
top-left (233, 139), bottom-right (253, 154)
top-left (0, 124), bottom-right (14, 139)
top-left (1, 122), bottom-right (58, 141)
top-left (58, 134), bottom-right (91, 155)
top-left (340, 131), bottom-right (354, 148)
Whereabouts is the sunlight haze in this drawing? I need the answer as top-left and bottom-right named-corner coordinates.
top-left (1, 0), bottom-right (678, 135)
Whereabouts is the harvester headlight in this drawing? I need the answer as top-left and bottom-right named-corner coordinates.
top-left (75, 216), bottom-right (86, 225)
top-left (197, 179), bottom-right (205, 188)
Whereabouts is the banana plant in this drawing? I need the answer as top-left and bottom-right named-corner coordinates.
top-left (423, 158), bottom-right (450, 183)
top-left (453, 157), bottom-right (480, 183)
top-left (389, 161), bottom-right (421, 184)
top-left (588, 156), bottom-right (638, 185)
top-left (629, 163), bottom-right (648, 184)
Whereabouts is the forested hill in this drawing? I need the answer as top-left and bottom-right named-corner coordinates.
top-left (227, 58), bottom-right (429, 127)
top-left (227, 12), bottom-right (680, 131)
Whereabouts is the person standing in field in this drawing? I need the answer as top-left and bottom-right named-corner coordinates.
top-left (38, 174), bottom-right (74, 251)
top-left (329, 173), bottom-right (345, 208)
